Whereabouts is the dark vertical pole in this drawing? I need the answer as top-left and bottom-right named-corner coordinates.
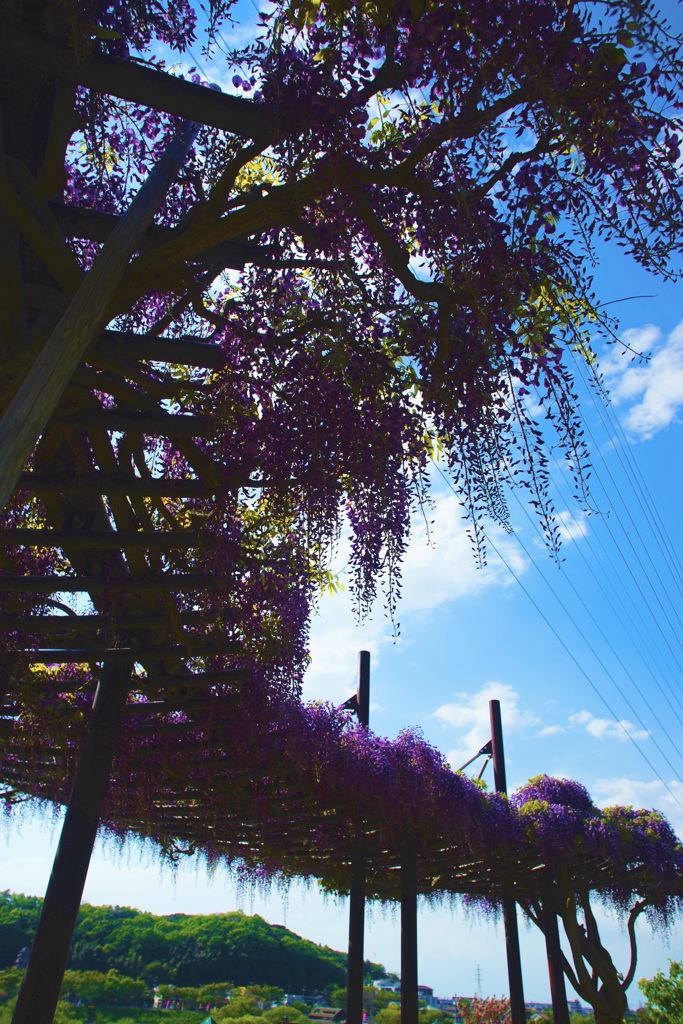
top-left (356, 651), bottom-right (370, 728)
top-left (12, 662), bottom-right (132, 1024)
top-left (347, 856), bottom-right (366, 1024)
top-left (400, 845), bottom-right (418, 1024)
top-left (346, 651), bottom-right (370, 1024)
top-left (541, 882), bottom-right (570, 1024)
top-left (489, 700), bottom-right (526, 1024)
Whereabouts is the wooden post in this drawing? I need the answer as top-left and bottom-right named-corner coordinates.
top-left (356, 650), bottom-right (370, 728)
top-left (11, 662), bottom-right (133, 1024)
top-left (541, 881), bottom-right (570, 1024)
top-left (0, 120), bottom-right (199, 514)
top-left (400, 845), bottom-right (418, 1024)
top-left (346, 652), bottom-right (370, 1024)
top-left (489, 700), bottom-right (526, 1024)
top-left (347, 856), bottom-right (366, 1024)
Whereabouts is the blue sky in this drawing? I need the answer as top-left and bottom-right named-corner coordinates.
top-left (2, 0), bottom-right (683, 1009)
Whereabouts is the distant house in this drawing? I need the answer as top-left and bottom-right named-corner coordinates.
top-left (374, 979), bottom-right (401, 993)
top-left (418, 986), bottom-right (436, 1007)
top-left (309, 1007), bottom-right (346, 1023)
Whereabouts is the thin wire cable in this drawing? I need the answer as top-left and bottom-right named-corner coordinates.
top-left (569, 346), bottom-right (683, 619)
top-left (434, 463), bottom-right (683, 810)
top-left (542, 446), bottom-right (683, 730)
top-left (546, 380), bottom-right (683, 689)
top-left (575, 342), bottom-right (683, 595)
top-left (506, 481), bottom-right (683, 780)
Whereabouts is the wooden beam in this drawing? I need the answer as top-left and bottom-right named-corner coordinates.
top-left (0, 121), bottom-right (200, 515)
top-left (28, 641), bottom-right (241, 663)
top-left (49, 409), bottom-right (213, 437)
top-left (150, 669), bottom-right (246, 687)
top-left (121, 696), bottom-right (236, 716)
top-left (0, 610), bottom-right (218, 631)
top-left (132, 720), bottom-right (199, 736)
top-left (0, 529), bottom-right (209, 550)
top-left (4, 668), bottom-right (243, 695)
top-left (94, 331), bottom-right (225, 368)
top-left (18, 473), bottom-right (211, 498)
top-left (0, 13), bottom-right (272, 143)
top-left (0, 573), bottom-right (215, 592)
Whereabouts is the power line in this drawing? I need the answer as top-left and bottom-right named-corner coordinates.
top-left (433, 463), bottom-right (683, 812)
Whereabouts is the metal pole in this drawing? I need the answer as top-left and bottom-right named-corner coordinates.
top-left (12, 661), bottom-right (132, 1024)
top-left (541, 881), bottom-right (570, 1024)
top-left (346, 652), bottom-right (370, 1024)
top-left (488, 700), bottom-right (526, 1024)
top-left (400, 845), bottom-right (418, 1024)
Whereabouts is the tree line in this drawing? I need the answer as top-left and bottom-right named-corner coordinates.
top-left (0, 892), bottom-right (384, 988)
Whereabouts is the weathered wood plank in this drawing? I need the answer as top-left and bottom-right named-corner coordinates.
top-left (50, 203), bottom-right (261, 268)
top-left (0, 14), bottom-right (272, 143)
top-left (28, 640), bottom-right (241, 662)
top-left (0, 529), bottom-right (208, 549)
top-left (94, 330), bottom-right (225, 368)
top-left (0, 610), bottom-right (214, 631)
top-left (18, 473), bottom-right (211, 497)
top-left (0, 574), bottom-right (214, 592)
top-left (49, 410), bottom-right (213, 437)
top-left (0, 121), bottom-right (199, 513)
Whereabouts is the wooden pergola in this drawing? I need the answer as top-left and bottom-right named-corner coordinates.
top-left (0, 7), bottom-right (615, 1024)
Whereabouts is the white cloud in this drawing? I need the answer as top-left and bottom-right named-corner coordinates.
top-left (304, 488), bottom-right (527, 703)
top-left (537, 725), bottom-right (564, 737)
top-left (592, 776), bottom-right (683, 837)
top-left (393, 491), bottom-right (527, 613)
top-left (569, 709), bottom-right (649, 743)
top-left (556, 509), bottom-right (589, 544)
top-left (601, 321), bottom-right (683, 439)
top-left (433, 682), bottom-right (541, 771)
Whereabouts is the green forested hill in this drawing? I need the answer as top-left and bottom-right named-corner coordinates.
top-left (0, 892), bottom-right (384, 988)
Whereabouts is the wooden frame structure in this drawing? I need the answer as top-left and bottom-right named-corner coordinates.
top-left (0, 8), bottom-right (636, 1024)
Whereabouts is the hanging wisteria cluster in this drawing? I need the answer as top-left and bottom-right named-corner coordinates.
top-left (3, 0), bottom-right (683, 662)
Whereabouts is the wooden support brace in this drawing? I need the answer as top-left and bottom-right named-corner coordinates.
top-left (0, 120), bottom-right (200, 515)
top-left (489, 700), bottom-right (526, 1024)
top-left (401, 845), bottom-right (419, 1024)
top-left (50, 201), bottom-right (259, 269)
top-left (347, 856), bottom-right (366, 1024)
top-left (347, 651), bottom-right (371, 1024)
top-left (11, 661), bottom-right (133, 1024)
